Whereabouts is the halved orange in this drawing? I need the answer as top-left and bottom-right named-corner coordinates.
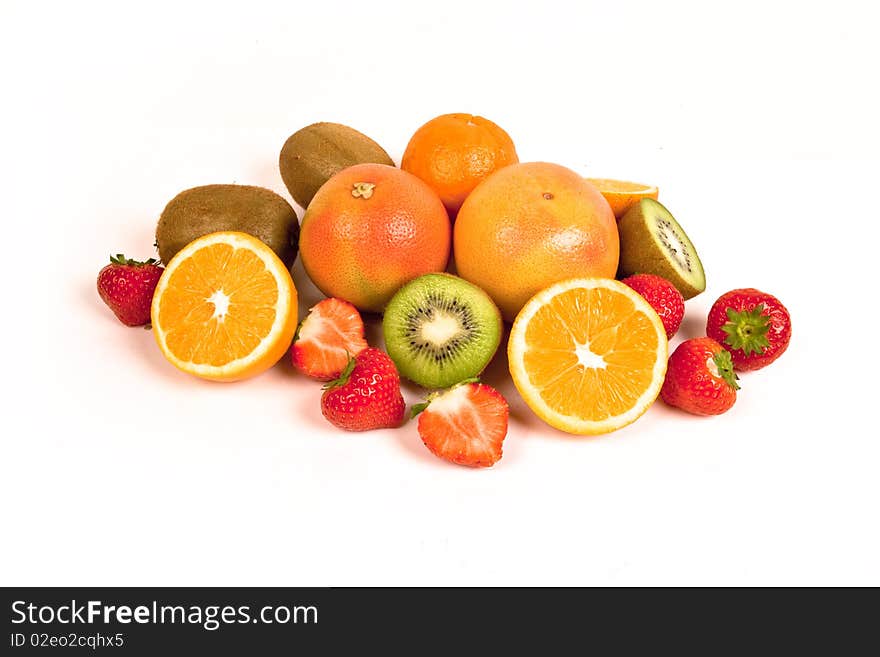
top-left (585, 178), bottom-right (659, 219)
top-left (151, 231), bottom-right (298, 381)
top-left (508, 278), bottom-right (667, 435)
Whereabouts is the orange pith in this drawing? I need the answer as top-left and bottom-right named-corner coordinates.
top-left (151, 231), bottom-right (298, 381)
top-left (508, 278), bottom-right (667, 435)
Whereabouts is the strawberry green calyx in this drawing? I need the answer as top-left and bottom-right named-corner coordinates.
top-left (323, 355), bottom-right (357, 391)
top-left (110, 253), bottom-right (159, 267)
top-left (409, 399), bottom-right (433, 418)
top-left (712, 349), bottom-right (741, 391)
top-left (721, 304), bottom-right (770, 356)
top-left (410, 377), bottom-right (481, 418)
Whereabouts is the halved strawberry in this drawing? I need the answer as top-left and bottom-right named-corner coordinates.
top-left (291, 298), bottom-right (368, 380)
top-left (414, 381), bottom-right (509, 468)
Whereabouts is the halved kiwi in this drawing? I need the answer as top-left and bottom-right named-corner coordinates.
top-left (383, 273), bottom-right (502, 389)
top-left (617, 198), bottom-right (706, 299)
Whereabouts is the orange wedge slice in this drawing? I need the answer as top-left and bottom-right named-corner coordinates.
top-left (151, 231), bottom-right (298, 381)
top-left (508, 278), bottom-right (667, 435)
top-left (585, 178), bottom-right (659, 219)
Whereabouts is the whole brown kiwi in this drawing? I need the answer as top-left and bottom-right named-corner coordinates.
top-left (279, 122), bottom-right (394, 208)
top-left (156, 185), bottom-right (299, 267)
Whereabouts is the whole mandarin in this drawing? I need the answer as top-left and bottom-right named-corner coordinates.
top-left (401, 113), bottom-right (518, 217)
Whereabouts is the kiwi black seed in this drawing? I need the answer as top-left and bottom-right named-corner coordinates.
top-left (617, 198), bottom-right (706, 299)
top-left (383, 273), bottom-right (502, 389)
top-left (156, 185), bottom-right (299, 268)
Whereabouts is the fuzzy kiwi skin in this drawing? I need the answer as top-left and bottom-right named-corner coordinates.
top-left (156, 185), bottom-right (300, 267)
top-left (382, 272), bottom-right (503, 389)
top-left (617, 198), bottom-right (706, 300)
top-left (279, 122), bottom-right (394, 209)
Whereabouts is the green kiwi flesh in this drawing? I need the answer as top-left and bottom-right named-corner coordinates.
top-left (383, 273), bottom-right (502, 389)
top-left (617, 198), bottom-right (706, 299)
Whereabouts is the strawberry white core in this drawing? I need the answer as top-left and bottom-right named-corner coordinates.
top-left (575, 340), bottom-right (607, 370)
top-left (207, 289), bottom-right (230, 321)
top-left (420, 311), bottom-right (464, 346)
top-left (297, 314), bottom-right (324, 341)
top-left (429, 384), bottom-right (470, 414)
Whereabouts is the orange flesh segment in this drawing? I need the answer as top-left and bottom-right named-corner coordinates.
top-left (158, 243), bottom-right (279, 367)
top-left (522, 287), bottom-right (660, 421)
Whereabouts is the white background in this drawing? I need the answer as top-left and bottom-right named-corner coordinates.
top-left (2, 0), bottom-right (879, 585)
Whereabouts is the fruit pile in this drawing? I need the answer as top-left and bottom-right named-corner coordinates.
top-left (97, 113), bottom-right (792, 467)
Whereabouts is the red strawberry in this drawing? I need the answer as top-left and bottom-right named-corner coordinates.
top-left (291, 298), bottom-right (368, 380)
top-left (320, 348), bottom-right (405, 431)
top-left (414, 381), bottom-right (508, 467)
top-left (661, 337), bottom-right (740, 416)
top-left (706, 288), bottom-right (791, 372)
top-left (620, 273), bottom-right (685, 339)
top-left (97, 254), bottom-right (164, 326)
